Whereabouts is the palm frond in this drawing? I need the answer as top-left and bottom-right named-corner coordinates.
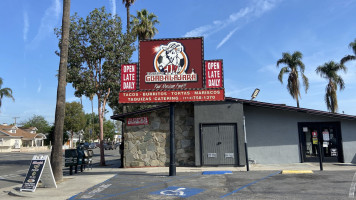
top-left (301, 73), bottom-right (309, 93)
top-left (340, 55), bottom-right (355, 65)
top-left (349, 39), bottom-right (356, 55)
top-left (277, 66), bottom-right (289, 83)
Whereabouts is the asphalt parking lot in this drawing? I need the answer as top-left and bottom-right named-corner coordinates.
top-left (70, 170), bottom-right (356, 200)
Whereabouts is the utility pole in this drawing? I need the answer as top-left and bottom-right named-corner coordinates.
top-left (13, 117), bottom-right (20, 126)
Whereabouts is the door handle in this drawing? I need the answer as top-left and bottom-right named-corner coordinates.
top-left (217, 142), bottom-right (221, 145)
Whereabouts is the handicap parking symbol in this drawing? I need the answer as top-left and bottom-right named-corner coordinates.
top-left (150, 186), bottom-right (205, 198)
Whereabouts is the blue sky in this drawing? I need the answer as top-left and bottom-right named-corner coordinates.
top-left (1, 0), bottom-right (356, 125)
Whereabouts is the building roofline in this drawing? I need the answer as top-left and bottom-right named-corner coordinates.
top-left (225, 97), bottom-right (356, 120)
top-left (110, 97), bottom-right (356, 121)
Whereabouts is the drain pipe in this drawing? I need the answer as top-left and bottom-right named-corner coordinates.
top-left (243, 116), bottom-right (249, 171)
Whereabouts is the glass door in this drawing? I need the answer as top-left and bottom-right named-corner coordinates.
top-left (301, 127), bottom-right (320, 162)
top-left (320, 126), bottom-right (339, 162)
top-left (299, 122), bottom-right (343, 163)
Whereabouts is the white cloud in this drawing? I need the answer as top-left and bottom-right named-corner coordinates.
top-left (183, 0), bottom-right (282, 48)
top-left (184, 25), bottom-right (214, 38)
top-left (23, 11), bottom-right (29, 41)
top-left (109, 0), bottom-right (116, 17)
top-left (37, 79), bottom-right (42, 93)
top-left (217, 27), bottom-right (239, 49)
top-left (27, 0), bottom-right (61, 49)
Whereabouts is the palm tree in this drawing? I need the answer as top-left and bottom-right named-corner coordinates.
top-left (276, 51), bottom-right (309, 108)
top-left (51, 0), bottom-right (71, 182)
top-left (316, 61), bottom-right (347, 113)
top-left (341, 39), bottom-right (356, 65)
top-left (0, 77), bottom-right (15, 112)
top-left (122, 0), bottom-right (136, 33)
top-left (130, 9), bottom-right (159, 40)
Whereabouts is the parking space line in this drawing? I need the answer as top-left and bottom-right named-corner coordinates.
top-left (349, 172), bottom-right (356, 198)
top-left (220, 171), bottom-right (281, 199)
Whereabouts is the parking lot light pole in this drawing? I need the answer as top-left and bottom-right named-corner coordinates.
top-left (169, 103), bottom-right (176, 176)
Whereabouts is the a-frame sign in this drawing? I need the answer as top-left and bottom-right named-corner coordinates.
top-left (20, 155), bottom-right (57, 192)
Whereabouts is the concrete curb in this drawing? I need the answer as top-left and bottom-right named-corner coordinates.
top-left (8, 187), bottom-right (31, 197)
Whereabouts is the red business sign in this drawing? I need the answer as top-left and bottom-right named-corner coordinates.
top-left (121, 64), bottom-right (137, 91)
top-left (139, 37), bottom-right (203, 90)
top-left (119, 89), bottom-right (224, 103)
top-left (127, 117), bottom-right (149, 126)
top-left (205, 60), bottom-right (223, 88)
top-left (118, 37), bottom-right (225, 104)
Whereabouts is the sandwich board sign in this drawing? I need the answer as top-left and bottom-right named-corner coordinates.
top-left (20, 155), bottom-right (57, 192)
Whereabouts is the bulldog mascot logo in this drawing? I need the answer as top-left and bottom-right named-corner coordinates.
top-left (145, 41), bottom-right (197, 83)
top-left (154, 42), bottom-right (188, 74)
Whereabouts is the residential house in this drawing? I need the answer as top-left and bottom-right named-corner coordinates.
top-left (0, 124), bottom-right (47, 152)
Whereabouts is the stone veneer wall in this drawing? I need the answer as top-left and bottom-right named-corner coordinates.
top-left (124, 103), bottom-right (195, 167)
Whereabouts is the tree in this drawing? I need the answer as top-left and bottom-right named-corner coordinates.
top-left (341, 39), bottom-right (356, 66)
top-left (64, 102), bottom-right (86, 147)
top-left (47, 125), bottom-right (69, 146)
top-left (84, 113), bottom-right (99, 142)
top-left (51, 0), bottom-right (71, 182)
top-left (55, 7), bottom-right (135, 166)
top-left (276, 51), bottom-right (309, 108)
top-left (22, 115), bottom-right (51, 134)
top-left (316, 61), bottom-right (347, 113)
top-left (103, 119), bottom-right (115, 141)
top-left (130, 9), bottom-right (159, 40)
top-left (122, 0), bottom-right (136, 33)
top-left (0, 77), bottom-right (15, 112)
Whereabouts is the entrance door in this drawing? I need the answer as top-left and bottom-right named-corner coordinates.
top-left (299, 122), bottom-right (343, 163)
top-left (201, 124), bottom-right (238, 166)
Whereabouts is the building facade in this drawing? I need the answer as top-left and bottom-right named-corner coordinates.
top-left (112, 98), bottom-right (356, 167)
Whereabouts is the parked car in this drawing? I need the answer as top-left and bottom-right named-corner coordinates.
top-left (95, 142), bottom-right (100, 148)
top-left (114, 142), bottom-right (121, 149)
top-left (79, 142), bottom-right (89, 149)
top-left (104, 142), bottom-right (114, 150)
top-left (88, 142), bottom-right (96, 149)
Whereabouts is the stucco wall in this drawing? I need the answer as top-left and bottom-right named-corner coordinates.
top-left (194, 102), bottom-right (245, 166)
top-left (244, 105), bottom-right (356, 164)
top-left (340, 121), bottom-right (356, 163)
top-left (123, 103), bottom-right (195, 167)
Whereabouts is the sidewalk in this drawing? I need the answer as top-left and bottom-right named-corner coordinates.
top-left (2, 162), bottom-right (356, 200)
